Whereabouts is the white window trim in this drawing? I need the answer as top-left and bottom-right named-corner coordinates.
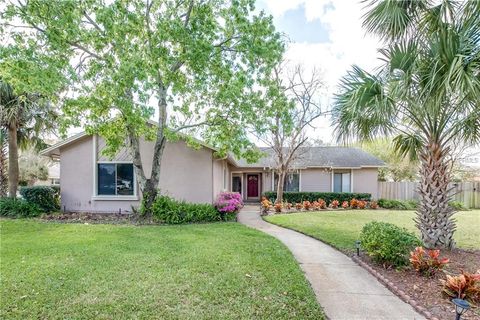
top-left (230, 172), bottom-right (244, 195)
top-left (272, 171), bottom-right (301, 192)
top-left (332, 170), bottom-right (352, 193)
top-left (92, 135), bottom-right (139, 200)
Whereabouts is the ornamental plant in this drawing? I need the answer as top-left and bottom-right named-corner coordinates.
top-left (440, 270), bottom-right (480, 303)
top-left (331, 200), bottom-right (339, 209)
top-left (284, 202), bottom-right (292, 210)
top-left (341, 201), bottom-right (349, 209)
top-left (274, 202), bottom-right (283, 213)
top-left (312, 201), bottom-right (320, 211)
top-left (295, 202), bottom-right (303, 210)
top-left (409, 247), bottom-right (449, 276)
top-left (357, 200), bottom-right (366, 209)
top-left (318, 199), bottom-right (327, 209)
top-left (303, 201), bottom-right (312, 211)
top-left (350, 198), bottom-right (359, 208)
top-left (369, 201), bottom-right (378, 209)
top-left (215, 192), bottom-right (243, 215)
top-left (261, 198), bottom-right (272, 214)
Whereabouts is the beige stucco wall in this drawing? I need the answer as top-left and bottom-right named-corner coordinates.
top-left (300, 168), bottom-right (332, 192)
top-left (352, 168), bottom-right (379, 199)
top-left (60, 135), bottom-right (219, 213)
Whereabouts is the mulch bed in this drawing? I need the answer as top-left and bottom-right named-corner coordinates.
top-left (355, 249), bottom-right (480, 320)
top-left (42, 212), bottom-right (134, 224)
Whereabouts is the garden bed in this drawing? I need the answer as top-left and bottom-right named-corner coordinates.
top-left (356, 249), bottom-right (480, 320)
top-left (42, 212), bottom-right (134, 223)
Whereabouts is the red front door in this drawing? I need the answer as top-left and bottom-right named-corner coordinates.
top-left (247, 175), bottom-right (259, 198)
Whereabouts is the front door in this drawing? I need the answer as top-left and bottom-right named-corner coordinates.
top-left (247, 174), bottom-right (259, 198)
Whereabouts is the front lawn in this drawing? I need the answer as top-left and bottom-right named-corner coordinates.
top-left (0, 219), bottom-right (324, 319)
top-left (264, 210), bottom-right (480, 251)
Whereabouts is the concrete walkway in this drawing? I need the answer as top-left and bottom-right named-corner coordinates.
top-left (238, 206), bottom-right (425, 320)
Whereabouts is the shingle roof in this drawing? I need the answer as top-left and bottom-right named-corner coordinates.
top-left (233, 146), bottom-right (385, 168)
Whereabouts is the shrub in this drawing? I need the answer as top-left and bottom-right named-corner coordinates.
top-left (360, 221), bottom-right (421, 267)
top-left (409, 247), bottom-right (449, 276)
top-left (0, 198), bottom-right (41, 218)
top-left (274, 202), bottom-right (282, 213)
top-left (263, 192), bottom-right (371, 205)
top-left (312, 201), bottom-right (320, 210)
top-left (303, 201), bottom-right (311, 210)
top-left (317, 199), bottom-right (327, 209)
top-left (341, 201), bottom-right (349, 209)
top-left (261, 198), bottom-right (271, 214)
top-left (350, 198), bottom-right (358, 208)
top-left (440, 270), bottom-right (480, 303)
top-left (284, 202), bottom-right (292, 210)
top-left (357, 200), bottom-right (366, 209)
top-left (19, 186), bottom-right (59, 212)
top-left (331, 200), bottom-right (339, 208)
top-left (377, 199), bottom-right (418, 210)
top-left (449, 201), bottom-right (468, 211)
top-left (214, 192), bottom-right (243, 214)
top-left (295, 202), bottom-right (303, 210)
top-left (151, 195), bottom-right (223, 224)
top-left (369, 201), bottom-right (378, 209)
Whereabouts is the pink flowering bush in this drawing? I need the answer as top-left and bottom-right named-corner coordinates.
top-left (214, 192), bottom-right (243, 219)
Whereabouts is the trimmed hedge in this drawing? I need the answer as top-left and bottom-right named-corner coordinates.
top-left (263, 192), bottom-right (371, 205)
top-left (151, 195), bottom-right (233, 224)
top-left (378, 199), bottom-right (418, 210)
top-left (360, 221), bottom-right (421, 267)
top-left (20, 186), bottom-right (60, 212)
top-left (0, 198), bottom-right (42, 218)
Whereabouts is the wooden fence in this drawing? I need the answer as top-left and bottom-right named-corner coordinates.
top-left (378, 181), bottom-right (480, 208)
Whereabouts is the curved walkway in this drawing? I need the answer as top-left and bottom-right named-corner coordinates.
top-left (238, 206), bottom-right (425, 320)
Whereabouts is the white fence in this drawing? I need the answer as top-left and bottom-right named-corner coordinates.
top-left (378, 181), bottom-right (480, 209)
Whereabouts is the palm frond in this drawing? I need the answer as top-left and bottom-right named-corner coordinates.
top-left (392, 133), bottom-right (423, 161)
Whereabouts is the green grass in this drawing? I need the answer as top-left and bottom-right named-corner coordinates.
top-left (0, 219), bottom-right (324, 319)
top-left (265, 210), bottom-right (480, 251)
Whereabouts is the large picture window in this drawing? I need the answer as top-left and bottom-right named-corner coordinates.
top-left (333, 172), bottom-right (350, 193)
top-left (98, 163), bottom-right (134, 196)
top-left (274, 173), bottom-right (300, 192)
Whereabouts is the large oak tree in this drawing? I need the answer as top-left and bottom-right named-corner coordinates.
top-left (2, 0), bottom-right (284, 213)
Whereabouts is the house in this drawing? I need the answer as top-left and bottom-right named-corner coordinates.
top-left (41, 133), bottom-right (384, 213)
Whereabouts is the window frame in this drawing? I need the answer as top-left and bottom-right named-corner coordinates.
top-left (273, 172), bottom-right (301, 192)
top-left (333, 171), bottom-right (351, 193)
top-left (93, 161), bottom-right (138, 200)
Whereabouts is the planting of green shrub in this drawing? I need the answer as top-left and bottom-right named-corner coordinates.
top-left (0, 198), bottom-right (41, 218)
top-left (377, 199), bottom-right (418, 210)
top-left (360, 221), bottom-right (421, 267)
top-left (448, 201), bottom-right (468, 211)
top-left (20, 186), bottom-right (59, 212)
top-left (150, 195), bottom-right (230, 224)
top-left (263, 192), bottom-right (371, 205)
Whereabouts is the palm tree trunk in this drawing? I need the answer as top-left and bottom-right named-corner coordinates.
top-left (7, 122), bottom-right (19, 198)
top-left (0, 129), bottom-right (7, 197)
top-left (416, 141), bottom-right (456, 249)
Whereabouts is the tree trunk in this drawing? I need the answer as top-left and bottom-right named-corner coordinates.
top-left (7, 122), bottom-right (19, 198)
top-left (416, 141), bottom-right (456, 249)
top-left (275, 170), bottom-right (286, 204)
top-left (0, 129), bottom-right (7, 197)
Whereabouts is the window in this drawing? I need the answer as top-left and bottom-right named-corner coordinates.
top-left (274, 173), bottom-right (300, 192)
top-left (232, 176), bottom-right (242, 194)
top-left (333, 172), bottom-right (350, 192)
top-left (97, 163), bottom-right (134, 196)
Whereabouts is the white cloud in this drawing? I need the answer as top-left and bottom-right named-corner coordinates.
top-left (260, 0), bottom-right (382, 144)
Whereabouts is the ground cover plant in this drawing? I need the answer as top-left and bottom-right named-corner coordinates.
top-left (0, 219), bottom-right (324, 319)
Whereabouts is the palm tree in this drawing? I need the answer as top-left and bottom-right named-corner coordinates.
top-left (0, 128), bottom-right (7, 197)
top-left (333, 0), bottom-right (480, 249)
top-left (0, 79), bottom-right (57, 197)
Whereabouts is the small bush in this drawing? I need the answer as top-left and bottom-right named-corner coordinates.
top-left (409, 247), bottom-right (449, 276)
top-left (360, 221), bottom-right (421, 267)
top-left (261, 198), bottom-right (272, 214)
top-left (151, 195), bottom-right (223, 224)
top-left (440, 270), bottom-right (480, 304)
top-left (341, 201), bottom-right (349, 209)
top-left (263, 192), bottom-right (371, 205)
top-left (369, 201), bottom-right (378, 209)
top-left (378, 199), bottom-right (418, 210)
top-left (20, 186), bottom-right (59, 212)
top-left (449, 201), bottom-right (468, 211)
top-left (214, 192), bottom-right (243, 215)
top-left (330, 200), bottom-right (339, 208)
top-left (274, 202), bottom-right (282, 213)
top-left (0, 198), bottom-right (41, 218)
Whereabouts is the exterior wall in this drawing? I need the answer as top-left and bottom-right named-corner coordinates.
top-left (352, 168), bottom-right (379, 199)
top-left (60, 135), bottom-right (217, 213)
top-left (300, 168), bottom-right (332, 192)
top-left (212, 159), bottom-right (226, 201)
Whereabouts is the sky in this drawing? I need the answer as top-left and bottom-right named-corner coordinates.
top-left (256, 0), bottom-right (382, 145)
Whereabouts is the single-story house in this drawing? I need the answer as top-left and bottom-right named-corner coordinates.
top-left (41, 133), bottom-right (384, 213)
